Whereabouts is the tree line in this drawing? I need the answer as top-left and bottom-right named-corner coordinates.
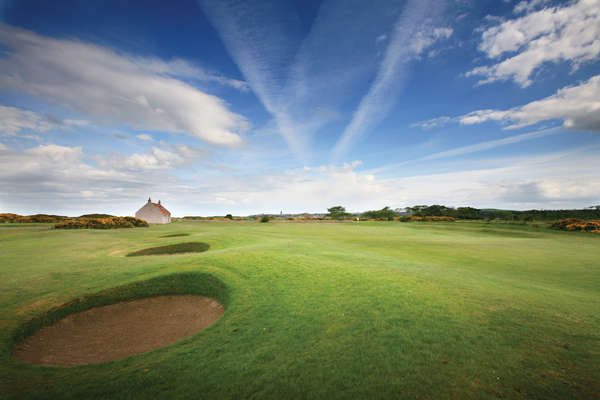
top-left (327, 205), bottom-right (600, 221)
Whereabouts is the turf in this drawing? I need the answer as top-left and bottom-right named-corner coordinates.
top-left (126, 242), bottom-right (210, 256)
top-left (1, 221), bottom-right (598, 399)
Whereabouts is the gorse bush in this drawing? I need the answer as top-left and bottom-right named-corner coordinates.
top-left (1, 214), bottom-right (68, 223)
top-left (551, 218), bottom-right (600, 233)
top-left (260, 215), bottom-right (270, 223)
top-left (55, 217), bottom-right (148, 229)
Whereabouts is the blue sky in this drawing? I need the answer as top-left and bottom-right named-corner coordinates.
top-left (0, 0), bottom-right (599, 216)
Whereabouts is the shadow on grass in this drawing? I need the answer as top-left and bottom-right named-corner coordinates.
top-left (160, 233), bottom-right (191, 238)
top-left (126, 242), bottom-right (209, 257)
top-left (11, 272), bottom-right (230, 359)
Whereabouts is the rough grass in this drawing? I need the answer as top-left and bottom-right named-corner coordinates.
top-left (1, 221), bottom-right (598, 399)
top-left (126, 242), bottom-right (210, 257)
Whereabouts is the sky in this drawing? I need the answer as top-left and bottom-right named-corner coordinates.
top-left (0, 0), bottom-right (599, 216)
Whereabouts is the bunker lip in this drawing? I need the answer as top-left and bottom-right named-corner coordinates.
top-left (13, 295), bottom-right (224, 366)
top-left (11, 272), bottom-right (230, 367)
top-left (126, 242), bottom-right (209, 257)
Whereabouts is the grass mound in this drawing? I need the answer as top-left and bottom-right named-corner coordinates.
top-left (160, 233), bottom-right (191, 238)
top-left (552, 218), bottom-right (600, 233)
top-left (126, 242), bottom-right (209, 256)
top-left (11, 272), bottom-right (229, 357)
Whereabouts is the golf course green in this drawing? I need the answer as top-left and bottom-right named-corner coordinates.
top-left (1, 221), bottom-right (598, 399)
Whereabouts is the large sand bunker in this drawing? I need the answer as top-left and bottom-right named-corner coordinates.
top-left (13, 295), bottom-right (224, 366)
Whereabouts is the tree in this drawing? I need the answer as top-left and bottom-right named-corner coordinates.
top-left (327, 206), bottom-right (350, 220)
top-left (361, 206), bottom-right (398, 220)
top-left (225, 214), bottom-right (233, 220)
top-left (455, 207), bottom-right (481, 220)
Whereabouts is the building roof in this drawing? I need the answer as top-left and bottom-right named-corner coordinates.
top-left (151, 202), bottom-right (171, 216)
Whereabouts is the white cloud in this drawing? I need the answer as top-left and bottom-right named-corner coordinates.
top-left (410, 116), bottom-right (453, 130)
top-left (0, 105), bottom-right (92, 140)
top-left (461, 75), bottom-right (600, 130)
top-left (136, 134), bottom-right (153, 141)
top-left (0, 24), bottom-right (248, 146)
top-left (97, 144), bottom-right (210, 172)
top-left (376, 34), bottom-right (388, 44)
top-left (1, 143), bottom-right (599, 215)
top-left (0, 105), bottom-right (53, 137)
top-left (467, 0), bottom-right (600, 87)
top-left (0, 143), bottom-right (171, 215)
top-left (176, 150), bottom-right (600, 212)
top-left (413, 75), bottom-right (600, 132)
top-left (25, 144), bottom-right (83, 163)
top-left (333, 0), bottom-right (452, 159)
top-left (513, 0), bottom-right (550, 14)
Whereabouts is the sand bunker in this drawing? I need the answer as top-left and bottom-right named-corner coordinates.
top-left (13, 295), bottom-right (224, 366)
top-left (127, 242), bottom-right (209, 256)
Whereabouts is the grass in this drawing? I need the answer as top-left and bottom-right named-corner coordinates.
top-left (160, 233), bottom-right (191, 238)
top-left (1, 221), bottom-right (598, 399)
top-left (126, 242), bottom-right (210, 257)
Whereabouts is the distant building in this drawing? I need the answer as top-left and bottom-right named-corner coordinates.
top-left (135, 197), bottom-right (171, 224)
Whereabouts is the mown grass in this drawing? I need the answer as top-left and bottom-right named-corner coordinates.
top-left (1, 221), bottom-right (598, 399)
top-left (126, 242), bottom-right (210, 257)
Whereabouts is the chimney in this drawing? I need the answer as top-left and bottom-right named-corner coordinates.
top-left (158, 200), bottom-right (161, 205)
top-left (148, 197), bottom-right (151, 203)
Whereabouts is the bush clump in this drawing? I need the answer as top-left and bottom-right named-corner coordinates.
top-left (399, 216), bottom-right (456, 222)
top-left (1, 214), bottom-right (68, 223)
top-left (260, 215), bottom-right (270, 223)
top-left (78, 213), bottom-right (115, 219)
top-left (551, 219), bottom-right (600, 233)
top-left (55, 217), bottom-right (149, 229)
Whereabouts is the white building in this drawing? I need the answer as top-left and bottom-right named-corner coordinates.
top-left (135, 197), bottom-right (171, 224)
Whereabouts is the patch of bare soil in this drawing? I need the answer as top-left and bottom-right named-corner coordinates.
top-left (13, 295), bottom-right (224, 366)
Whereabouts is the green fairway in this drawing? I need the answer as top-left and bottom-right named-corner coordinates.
top-left (1, 221), bottom-right (598, 399)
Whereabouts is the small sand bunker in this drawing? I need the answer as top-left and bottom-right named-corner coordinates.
top-left (13, 295), bottom-right (224, 366)
top-left (127, 242), bottom-right (209, 257)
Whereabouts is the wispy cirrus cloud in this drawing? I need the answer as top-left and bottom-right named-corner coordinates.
top-left (332, 0), bottom-right (452, 159)
top-left (467, 0), bottom-right (600, 87)
top-left (413, 74), bottom-right (600, 132)
top-left (0, 24), bottom-right (248, 146)
top-left (369, 127), bottom-right (562, 176)
top-left (198, 0), bottom-right (306, 152)
top-left (200, 0), bottom-right (444, 158)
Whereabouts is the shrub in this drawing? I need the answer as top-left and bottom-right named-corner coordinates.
top-left (260, 215), bottom-right (270, 223)
top-left (78, 213), bottom-right (114, 218)
top-left (551, 219), bottom-right (600, 233)
top-left (55, 217), bottom-right (148, 229)
top-left (399, 216), bottom-right (455, 222)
